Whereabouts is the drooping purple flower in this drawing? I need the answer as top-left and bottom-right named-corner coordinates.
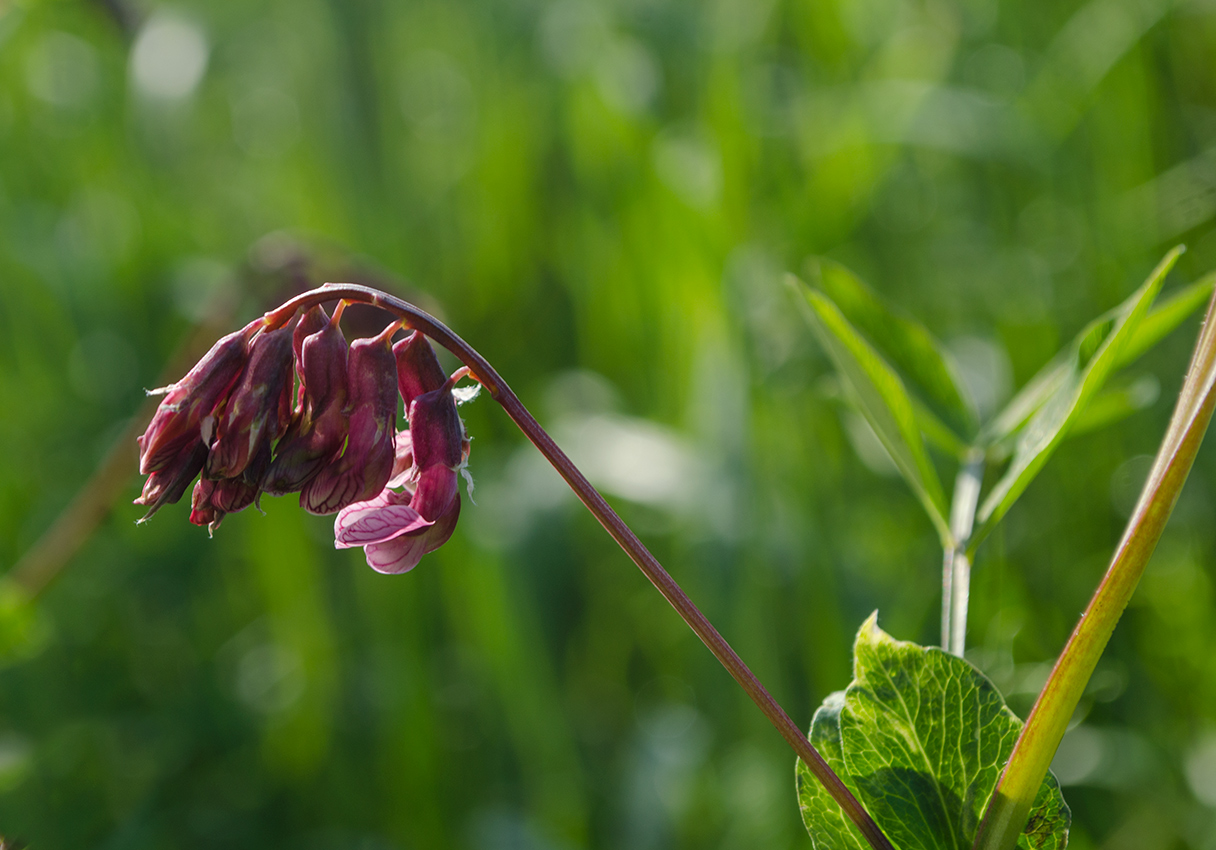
top-left (205, 325), bottom-right (294, 481)
top-left (137, 321), bottom-right (259, 475)
top-left (334, 367), bottom-right (471, 573)
top-left (133, 294), bottom-right (477, 567)
top-left (262, 307), bottom-right (351, 496)
top-left (301, 321), bottom-right (400, 514)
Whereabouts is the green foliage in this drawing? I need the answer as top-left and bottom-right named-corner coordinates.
top-left (797, 247), bottom-right (1211, 555)
top-left (971, 247), bottom-right (1184, 546)
top-left (973, 284), bottom-right (1216, 850)
top-left (0, 584), bottom-right (48, 665)
top-left (797, 616), bottom-right (1069, 850)
top-left (805, 259), bottom-right (978, 437)
top-left (3, 0), bottom-right (1216, 846)
top-left (795, 282), bottom-right (951, 543)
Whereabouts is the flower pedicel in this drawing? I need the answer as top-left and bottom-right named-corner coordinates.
top-left (130, 281), bottom-right (901, 847)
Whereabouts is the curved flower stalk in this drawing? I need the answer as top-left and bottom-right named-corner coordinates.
top-left (134, 283), bottom-right (896, 850)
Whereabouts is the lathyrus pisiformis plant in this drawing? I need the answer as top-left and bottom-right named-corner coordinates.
top-left (791, 245), bottom-right (1216, 850)
top-left (132, 246), bottom-right (1216, 850)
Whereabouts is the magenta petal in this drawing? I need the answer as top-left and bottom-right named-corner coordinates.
top-left (334, 503), bottom-right (433, 548)
top-left (361, 494), bottom-right (460, 574)
top-left (411, 465), bottom-right (458, 521)
top-left (363, 535), bottom-right (430, 574)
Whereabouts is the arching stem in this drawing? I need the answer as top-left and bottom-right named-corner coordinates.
top-left (264, 284), bottom-right (895, 850)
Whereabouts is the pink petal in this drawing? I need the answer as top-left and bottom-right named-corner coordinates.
top-left (334, 500), bottom-right (433, 548)
top-left (363, 534), bottom-right (430, 574)
top-left (386, 430), bottom-right (416, 489)
top-left (362, 494), bottom-right (462, 573)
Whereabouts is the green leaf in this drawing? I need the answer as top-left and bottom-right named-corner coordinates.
top-left (808, 258), bottom-right (978, 436)
top-left (972, 247), bottom-right (1184, 549)
top-left (798, 615), bottom-right (1070, 850)
top-left (914, 398), bottom-right (970, 458)
top-left (982, 253), bottom-right (1204, 449)
top-left (797, 692), bottom-right (870, 850)
top-left (1116, 272), bottom-right (1215, 369)
top-left (1067, 374), bottom-right (1159, 436)
top-left (792, 277), bottom-right (951, 543)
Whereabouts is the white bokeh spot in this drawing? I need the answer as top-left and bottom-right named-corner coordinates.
top-left (130, 12), bottom-right (209, 101)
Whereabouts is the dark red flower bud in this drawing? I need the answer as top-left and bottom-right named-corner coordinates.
top-left (134, 440), bottom-right (208, 522)
top-left (205, 325), bottom-right (294, 481)
top-left (409, 378), bottom-right (466, 473)
top-left (189, 474), bottom-right (259, 534)
top-left (394, 332), bottom-right (447, 413)
top-left (292, 305), bottom-right (329, 409)
top-left (262, 311), bottom-right (351, 495)
top-left (137, 321), bottom-right (259, 475)
top-left (410, 464), bottom-right (459, 523)
top-left (301, 322), bottom-right (399, 514)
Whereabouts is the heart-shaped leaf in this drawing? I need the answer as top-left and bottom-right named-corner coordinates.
top-left (797, 615), bottom-right (1070, 850)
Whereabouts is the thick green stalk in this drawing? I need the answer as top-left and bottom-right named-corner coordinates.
top-left (266, 284), bottom-right (896, 850)
top-left (942, 451), bottom-right (983, 655)
top-left (973, 291), bottom-right (1216, 850)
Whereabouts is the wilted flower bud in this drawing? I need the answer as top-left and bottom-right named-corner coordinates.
top-left (205, 325), bottom-right (294, 481)
top-left (262, 309), bottom-right (351, 495)
top-left (189, 473), bottom-right (259, 534)
top-left (137, 321), bottom-right (259, 475)
top-left (134, 441), bottom-right (208, 522)
top-left (301, 322), bottom-right (400, 514)
top-left (394, 331), bottom-right (447, 413)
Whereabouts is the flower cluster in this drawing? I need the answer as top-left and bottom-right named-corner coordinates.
top-left (135, 303), bottom-right (473, 573)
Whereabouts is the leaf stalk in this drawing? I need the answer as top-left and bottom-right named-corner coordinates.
top-left (942, 451), bottom-right (983, 656)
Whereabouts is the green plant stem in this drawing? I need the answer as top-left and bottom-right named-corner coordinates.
top-left (973, 291), bottom-right (1216, 850)
top-left (942, 451), bottom-right (983, 655)
top-left (266, 284), bottom-right (897, 850)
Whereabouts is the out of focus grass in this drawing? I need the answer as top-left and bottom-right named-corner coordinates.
top-left (1, 0), bottom-right (1216, 847)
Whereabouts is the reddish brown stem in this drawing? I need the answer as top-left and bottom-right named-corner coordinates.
top-left (266, 284), bottom-right (894, 850)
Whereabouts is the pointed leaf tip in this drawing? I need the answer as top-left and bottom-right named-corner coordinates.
top-left (793, 282), bottom-right (951, 545)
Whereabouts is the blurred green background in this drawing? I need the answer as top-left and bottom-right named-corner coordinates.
top-left (2, 0), bottom-right (1216, 847)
